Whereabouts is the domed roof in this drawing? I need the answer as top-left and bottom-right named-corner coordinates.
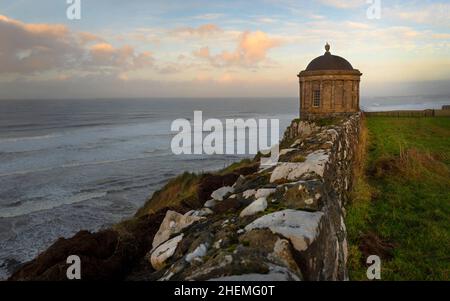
top-left (305, 43), bottom-right (354, 71)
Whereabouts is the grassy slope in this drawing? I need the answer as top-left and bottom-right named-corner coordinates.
top-left (347, 117), bottom-right (450, 280)
top-left (134, 159), bottom-right (256, 217)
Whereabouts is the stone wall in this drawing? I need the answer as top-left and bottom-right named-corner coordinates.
top-left (136, 113), bottom-right (362, 281)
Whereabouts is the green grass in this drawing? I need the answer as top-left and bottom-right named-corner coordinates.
top-left (315, 117), bottom-right (341, 127)
top-left (366, 117), bottom-right (450, 166)
top-left (219, 158), bottom-right (255, 175)
top-left (347, 117), bottom-right (450, 280)
top-left (135, 172), bottom-right (201, 217)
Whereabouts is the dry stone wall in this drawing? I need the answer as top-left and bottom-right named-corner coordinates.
top-left (142, 113), bottom-right (362, 281)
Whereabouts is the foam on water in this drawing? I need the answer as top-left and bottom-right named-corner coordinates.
top-left (0, 192), bottom-right (108, 218)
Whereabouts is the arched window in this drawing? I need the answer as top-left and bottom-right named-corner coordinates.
top-left (313, 90), bottom-right (321, 107)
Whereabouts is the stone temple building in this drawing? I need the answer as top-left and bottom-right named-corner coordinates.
top-left (298, 43), bottom-right (362, 120)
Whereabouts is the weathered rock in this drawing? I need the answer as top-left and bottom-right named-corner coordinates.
top-left (279, 148), bottom-right (296, 156)
top-left (185, 208), bottom-right (213, 217)
top-left (270, 239), bottom-right (302, 276)
top-left (239, 198), bottom-right (268, 217)
top-left (213, 239), bottom-right (223, 249)
top-left (158, 261), bottom-right (187, 281)
top-left (270, 150), bottom-right (329, 183)
top-left (197, 173), bottom-right (239, 202)
top-left (243, 189), bottom-right (257, 199)
top-left (211, 186), bottom-right (234, 201)
top-left (298, 121), bottom-right (319, 137)
top-left (149, 234), bottom-right (184, 271)
top-left (326, 129), bottom-right (338, 141)
top-left (236, 173), bottom-right (271, 191)
top-left (290, 139), bottom-right (302, 148)
top-left (185, 243), bottom-right (209, 263)
top-left (245, 209), bottom-right (324, 252)
top-left (238, 229), bottom-right (278, 252)
top-left (255, 188), bottom-right (276, 199)
top-left (204, 199), bottom-right (217, 208)
top-left (283, 182), bottom-right (321, 210)
top-left (173, 227), bottom-right (214, 263)
top-left (152, 211), bottom-right (204, 249)
top-left (232, 175), bottom-right (245, 188)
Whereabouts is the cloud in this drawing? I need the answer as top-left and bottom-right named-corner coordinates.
top-left (0, 15), bottom-right (79, 74)
top-left (287, 18), bottom-right (443, 52)
top-left (318, 0), bottom-right (366, 9)
top-left (192, 13), bottom-right (224, 20)
top-left (193, 31), bottom-right (281, 67)
top-left (345, 21), bottom-right (371, 30)
top-left (309, 14), bottom-right (326, 20)
top-left (78, 32), bottom-right (104, 44)
top-left (432, 33), bottom-right (450, 40)
top-left (0, 15), bottom-right (153, 76)
top-left (88, 43), bottom-right (154, 69)
top-left (193, 46), bottom-right (211, 58)
top-left (157, 64), bottom-right (180, 74)
top-left (257, 17), bottom-right (278, 24)
top-left (171, 24), bottom-right (222, 36)
top-left (217, 73), bottom-right (235, 83)
top-left (239, 31), bottom-right (281, 62)
top-left (385, 3), bottom-right (450, 27)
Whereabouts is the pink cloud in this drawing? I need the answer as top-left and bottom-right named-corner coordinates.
top-left (172, 24), bottom-right (222, 36)
top-left (0, 15), bottom-right (77, 73)
top-left (0, 15), bottom-right (153, 75)
top-left (88, 43), bottom-right (154, 69)
top-left (79, 32), bottom-right (104, 44)
top-left (193, 31), bottom-right (281, 67)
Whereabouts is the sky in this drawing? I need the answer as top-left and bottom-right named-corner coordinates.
top-left (0, 0), bottom-right (449, 99)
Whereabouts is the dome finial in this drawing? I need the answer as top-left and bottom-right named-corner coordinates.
top-left (325, 42), bottom-right (330, 53)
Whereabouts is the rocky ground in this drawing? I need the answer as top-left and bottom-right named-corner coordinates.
top-left (9, 113), bottom-right (361, 281)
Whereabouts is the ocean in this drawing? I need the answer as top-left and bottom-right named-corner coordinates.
top-left (0, 96), bottom-right (447, 279)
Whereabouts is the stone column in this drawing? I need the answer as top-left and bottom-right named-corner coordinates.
top-left (331, 80), bottom-right (335, 110)
top-left (352, 81), bottom-right (355, 110)
top-left (357, 80), bottom-right (360, 110)
top-left (299, 81), bottom-right (302, 117)
top-left (320, 80), bottom-right (323, 109)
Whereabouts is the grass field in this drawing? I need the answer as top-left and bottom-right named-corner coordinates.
top-left (347, 117), bottom-right (450, 280)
